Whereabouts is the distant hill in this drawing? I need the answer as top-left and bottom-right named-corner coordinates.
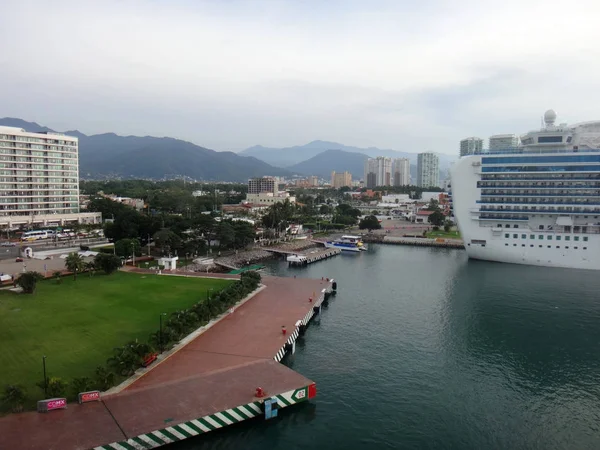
top-left (241, 140), bottom-right (456, 172)
top-left (288, 149), bottom-right (369, 179)
top-left (0, 118), bottom-right (292, 181)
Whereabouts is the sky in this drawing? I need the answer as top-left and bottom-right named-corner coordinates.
top-left (1, 0), bottom-right (600, 156)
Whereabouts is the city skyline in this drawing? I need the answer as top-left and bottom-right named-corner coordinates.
top-left (2, 1), bottom-right (599, 156)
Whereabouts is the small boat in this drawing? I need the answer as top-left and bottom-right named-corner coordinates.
top-left (324, 235), bottom-right (367, 252)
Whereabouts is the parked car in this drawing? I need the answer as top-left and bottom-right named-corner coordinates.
top-left (1, 241), bottom-right (16, 247)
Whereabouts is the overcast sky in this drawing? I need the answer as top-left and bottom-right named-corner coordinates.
top-left (1, 0), bottom-right (599, 155)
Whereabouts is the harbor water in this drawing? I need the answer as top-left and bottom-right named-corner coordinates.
top-left (173, 244), bottom-right (600, 450)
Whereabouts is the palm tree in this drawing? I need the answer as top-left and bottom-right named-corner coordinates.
top-left (65, 252), bottom-right (84, 279)
top-left (84, 261), bottom-right (95, 277)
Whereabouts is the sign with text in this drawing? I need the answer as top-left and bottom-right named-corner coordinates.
top-left (78, 390), bottom-right (100, 404)
top-left (37, 398), bottom-right (67, 413)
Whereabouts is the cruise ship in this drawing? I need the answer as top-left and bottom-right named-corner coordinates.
top-left (451, 110), bottom-right (600, 270)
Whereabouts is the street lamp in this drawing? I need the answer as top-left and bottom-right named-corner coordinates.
top-left (132, 242), bottom-right (135, 267)
top-left (42, 356), bottom-right (47, 398)
top-left (159, 313), bottom-right (167, 352)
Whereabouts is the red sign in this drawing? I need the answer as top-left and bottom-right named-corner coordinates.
top-left (79, 390), bottom-right (100, 404)
top-left (38, 397), bottom-right (67, 412)
top-left (47, 398), bottom-right (67, 410)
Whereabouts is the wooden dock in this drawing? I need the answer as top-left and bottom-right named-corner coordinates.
top-left (263, 246), bottom-right (341, 266)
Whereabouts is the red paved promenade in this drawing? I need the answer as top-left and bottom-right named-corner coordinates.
top-left (0, 273), bottom-right (332, 450)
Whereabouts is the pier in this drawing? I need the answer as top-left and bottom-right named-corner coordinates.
top-left (0, 274), bottom-right (335, 450)
top-left (362, 235), bottom-right (465, 249)
top-left (264, 246), bottom-right (341, 266)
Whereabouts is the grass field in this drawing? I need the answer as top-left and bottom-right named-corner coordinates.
top-left (425, 229), bottom-right (462, 239)
top-left (0, 272), bottom-right (232, 406)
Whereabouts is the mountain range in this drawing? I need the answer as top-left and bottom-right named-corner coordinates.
top-left (0, 118), bottom-right (291, 181)
top-left (0, 118), bottom-right (455, 182)
top-left (240, 140), bottom-right (455, 173)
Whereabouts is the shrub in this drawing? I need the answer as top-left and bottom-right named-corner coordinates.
top-left (52, 271), bottom-right (62, 284)
top-left (1, 384), bottom-right (27, 412)
top-left (94, 253), bottom-right (121, 274)
top-left (94, 366), bottom-right (115, 391)
top-left (71, 377), bottom-right (95, 398)
top-left (16, 271), bottom-right (44, 294)
top-left (46, 377), bottom-right (68, 398)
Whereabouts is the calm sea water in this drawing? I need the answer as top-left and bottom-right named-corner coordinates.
top-left (173, 245), bottom-right (600, 450)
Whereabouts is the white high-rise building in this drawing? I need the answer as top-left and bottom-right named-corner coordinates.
top-left (364, 157), bottom-right (392, 188)
top-left (392, 158), bottom-right (410, 186)
top-left (489, 134), bottom-right (519, 150)
top-left (0, 126), bottom-right (101, 227)
top-left (417, 152), bottom-right (439, 188)
top-left (460, 137), bottom-right (483, 157)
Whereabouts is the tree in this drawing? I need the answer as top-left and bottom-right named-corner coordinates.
top-left (65, 252), bottom-right (85, 277)
top-left (444, 220), bottom-right (452, 233)
top-left (84, 261), bottom-right (96, 277)
top-left (94, 366), bottom-right (115, 391)
top-left (153, 228), bottom-right (182, 255)
top-left (16, 271), bottom-right (44, 294)
top-left (52, 270), bottom-right (62, 284)
top-left (359, 215), bottom-right (381, 231)
top-left (427, 198), bottom-right (440, 211)
top-left (114, 238), bottom-right (141, 258)
top-left (71, 377), bottom-right (94, 397)
top-left (217, 221), bottom-right (235, 249)
top-left (1, 385), bottom-right (27, 412)
top-left (232, 221), bottom-right (256, 249)
top-left (428, 210), bottom-right (445, 228)
top-left (94, 253), bottom-right (122, 274)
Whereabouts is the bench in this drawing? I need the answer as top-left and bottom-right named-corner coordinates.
top-left (142, 353), bottom-right (158, 367)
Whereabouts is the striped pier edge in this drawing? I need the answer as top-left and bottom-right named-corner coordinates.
top-left (273, 285), bottom-right (329, 363)
top-left (93, 386), bottom-right (313, 450)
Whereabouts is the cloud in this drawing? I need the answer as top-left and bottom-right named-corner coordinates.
top-left (1, 0), bottom-right (599, 155)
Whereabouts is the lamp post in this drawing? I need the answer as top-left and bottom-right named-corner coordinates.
top-left (207, 288), bottom-right (214, 315)
top-left (42, 355), bottom-right (47, 398)
top-left (132, 242), bottom-right (135, 267)
top-left (159, 312), bottom-right (167, 352)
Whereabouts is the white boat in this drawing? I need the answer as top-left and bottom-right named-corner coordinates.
top-left (286, 254), bottom-right (307, 263)
top-left (324, 235), bottom-right (366, 252)
top-left (451, 109), bottom-right (600, 270)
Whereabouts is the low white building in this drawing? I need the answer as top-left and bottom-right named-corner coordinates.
top-left (245, 192), bottom-right (296, 205)
top-left (381, 194), bottom-right (410, 203)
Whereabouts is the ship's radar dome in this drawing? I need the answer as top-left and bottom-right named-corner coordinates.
top-left (544, 109), bottom-right (557, 126)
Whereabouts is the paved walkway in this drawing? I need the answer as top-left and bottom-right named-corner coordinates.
top-left (0, 273), bottom-right (332, 450)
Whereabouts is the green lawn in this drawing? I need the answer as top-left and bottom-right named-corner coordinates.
top-left (425, 229), bottom-right (462, 239)
top-left (0, 272), bottom-right (232, 407)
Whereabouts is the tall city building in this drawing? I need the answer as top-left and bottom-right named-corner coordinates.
top-left (0, 126), bottom-right (101, 227)
top-left (331, 171), bottom-right (352, 189)
top-left (392, 158), bottom-right (410, 186)
top-left (417, 152), bottom-right (439, 188)
top-left (247, 176), bottom-right (277, 195)
top-left (364, 157), bottom-right (392, 187)
top-left (489, 134), bottom-right (519, 150)
top-left (308, 176), bottom-right (319, 186)
top-left (459, 137), bottom-right (483, 157)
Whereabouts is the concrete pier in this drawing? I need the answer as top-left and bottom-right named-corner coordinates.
top-left (0, 275), bottom-right (334, 450)
top-left (265, 247), bottom-right (341, 266)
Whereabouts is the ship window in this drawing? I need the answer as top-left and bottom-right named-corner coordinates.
top-left (548, 245), bottom-right (551, 248)
top-left (505, 243), bottom-right (509, 246)
top-left (556, 236), bottom-right (561, 240)
top-left (547, 236), bottom-right (552, 240)
top-left (538, 136), bottom-right (563, 143)
top-left (521, 234), bottom-right (526, 239)
top-left (556, 246), bottom-right (560, 249)
top-left (505, 233), bottom-right (509, 238)
top-left (530, 245), bottom-right (534, 247)
top-left (574, 236), bottom-right (580, 241)
top-left (583, 236), bottom-right (588, 241)
top-left (539, 235), bottom-right (543, 239)
top-left (530, 234), bottom-right (535, 239)
top-left (505, 224), bottom-right (510, 228)
top-left (566, 236), bottom-right (570, 241)
top-left (513, 224), bottom-right (518, 228)
top-left (539, 245), bottom-right (543, 248)
top-left (522, 244), bottom-right (525, 247)
top-left (574, 246), bottom-right (578, 249)
top-left (584, 247), bottom-right (587, 250)
top-left (539, 225), bottom-right (544, 230)
top-left (513, 244), bottom-right (517, 246)
top-left (512, 234), bottom-right (516, 238)
top-left (565, 246), bottom-right (569, 249)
